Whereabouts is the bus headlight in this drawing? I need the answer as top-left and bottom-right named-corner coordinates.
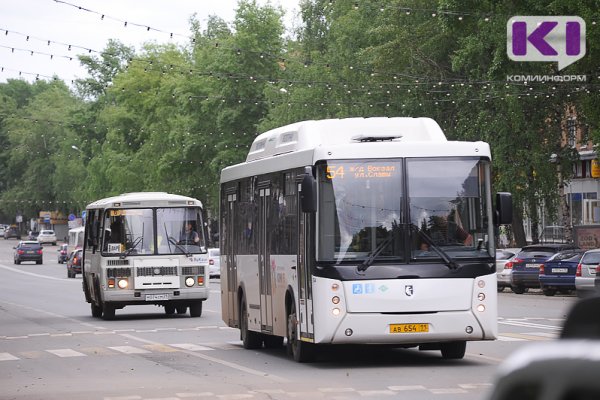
top-left (117, 279), bottom-right (128, 289)
top-left (185, 277), bottom-right (195, 287)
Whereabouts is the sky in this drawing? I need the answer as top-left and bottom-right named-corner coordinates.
top-left (0, 0), bottom-right (301, 85)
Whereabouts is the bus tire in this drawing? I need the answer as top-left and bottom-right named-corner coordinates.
top-left (287, 301), bottom-right (316, 362)
top-left (102, 303), bottom-right (115, 320)
top-left (164, 304), bottom-right (175, 315)
top-left (441, 341), bottom-right (466, 359)
top-left (91, 303), bottom-right (102, 318)
top-left (240, 296), bottom-right (262, 349)
top-left (189, 301), bottom-right (203, 317)
top-left (176, 305), bottom-right (187, 315)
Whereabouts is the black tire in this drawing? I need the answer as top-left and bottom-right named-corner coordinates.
top-left (441, 341), bottom-right (466, 359)
top-left (189, 301), bottom-right (203, 317)
top-left (240, 296), bottom-right (262, 349)
top-left (102, 303), bottom-right (115, 320)
top-left (287, 300), bottom-right (316, 362)
top-left (91, 302), bottom-right (102, 318)
top-left (176, 305), bottom-right (187, 315)
top-left (16, 260), bottom-right (21, 265)
top-left (164, 304), bottom-right (175, 315)
top-left (497, 286), bottom-right (505, 292)
top-left (67, 270), bottom-right (72, 278)
top-left (542, 287), bottom-right (557, 296)
top-left (36, 260), bottom-right (42, 265)
top-left (511, 285), bottom-right (526, 294)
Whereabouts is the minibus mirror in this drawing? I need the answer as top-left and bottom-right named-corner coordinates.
top-left (300, 171), bottom-right (317, 213)
top-left (495, 192), bottom-right (512, 226)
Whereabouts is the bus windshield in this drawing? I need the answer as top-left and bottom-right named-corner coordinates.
top-left (316, 157), bottom-right (492, 264)
top-left (102, 207), bottom-right (206, 256)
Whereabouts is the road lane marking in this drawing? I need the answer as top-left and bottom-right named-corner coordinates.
top-left (46, 348), bottom-right (86, 357)
top-left (0, 352), bottom-right (19, 361)
top-left (499, 320), bottom-right (562, 331)
top-left (0, 263), bottom-right (73, 282)
top-left (119, 333), bottom-right (288, 383)
top-left (498, 332), bottom-right (552, 341)
top-left (169, 343), bottom-right (214, 351)
top-left (388, 386), bottom-right (427, 391)
top-left (109, 346), bottom-right (151, 354)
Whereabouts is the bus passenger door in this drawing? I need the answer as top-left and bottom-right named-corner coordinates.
top-left (258, 187), bottom-right (273, 332)
top-left (225, 194), bottom-right (238, 326)
top-left (297, 195), bottom-right (314, 341)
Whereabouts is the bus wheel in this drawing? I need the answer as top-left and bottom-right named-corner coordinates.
top-left (164, 304), bottom-right (175, 315)
top-left (441, 341), bottom-right (466, 359)
top-left (189, 301), bottom-right (203, 317)
top-left (91, 302), bottom-right (102, 318)
top-left (240, 296), bottom-right (262, 349)
top-left (287, 302), bottom-right (315, 362)
top-left (176, 306), bottom-right (187, 315)
top-left (102, 303), bottom-right (115, 320)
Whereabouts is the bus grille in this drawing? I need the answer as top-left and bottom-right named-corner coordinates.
top-left (107, 268), bottom-right (132, 277)
top-left (182, 266), bottom-right (204, 275)
top-left (136, 266), bottom-right (178, 276)
top-left (107, 259), bottom-right (129, 266)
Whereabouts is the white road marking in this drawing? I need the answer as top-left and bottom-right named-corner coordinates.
top-left (430, 388), bottom-right (469, 394)
top-left (0, 352), bottom-right (19, 361)
top-left (357, 390), bottom-right (396, 396)
top-left (108, 346), bottom-right (151, 354)
top-left (388, 385), bottom-right (427, 391)
top-left (169, 343), bottom-right (214, 351)
top-left (175, 393), bottom-right (215, 398)
top-left (46, 349), bottom-right (86, 357)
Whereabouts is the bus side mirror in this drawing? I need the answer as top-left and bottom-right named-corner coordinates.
top-left (300, 171), bottom-right (317, 213)
top-left (495, 192), bottom-right (512, 226)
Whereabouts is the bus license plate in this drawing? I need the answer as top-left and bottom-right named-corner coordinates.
top-left (146, 294), bottom-right (169, 301)
top-left (390, 323), bottom-right (429, 333)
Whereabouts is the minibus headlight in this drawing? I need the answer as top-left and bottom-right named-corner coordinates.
top-left (185, 277), bottom-right (195, 287)
top-left (117, 278), bottom-right (128, 289)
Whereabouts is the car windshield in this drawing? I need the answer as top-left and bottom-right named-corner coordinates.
top-left (581, 252), bottom-right (600, 264)
top-left (548, 251), bottom-right (584, 262)
top-left (316, 157), bottom-right (492, 264)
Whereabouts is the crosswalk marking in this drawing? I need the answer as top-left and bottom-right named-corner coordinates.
top-left (498, 332), bottom-right (552, 341)
top-left (142, 344), bottom-right (179, 353)
top-left (109, 346), bottom-right (151, 354)
top-left (46, 349), bottom-right (86, 357)
top-left (0, 352), bottom-right (19, 361)
top-left (169, 343), bottom-right (214, 351)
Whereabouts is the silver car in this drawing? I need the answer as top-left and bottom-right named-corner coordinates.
top-left (208, 248), bottom-right (220, 278)
top-left (37, 229), bottom-right (57, 245)
top-left (496, 248), bottom-right (520, 292)
top-left (575, 248), bottom-right (600, 298)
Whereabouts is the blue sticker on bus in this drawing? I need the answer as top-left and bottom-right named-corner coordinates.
top-left (352, 284), bottom-right (363, 294)
top-left (365, 283), bottom-right (375, 294)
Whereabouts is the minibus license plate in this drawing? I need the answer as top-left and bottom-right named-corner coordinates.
top-left (390, 323), bottom-right (429, 333)
top-left (146, 294), bottom-right (169, 301)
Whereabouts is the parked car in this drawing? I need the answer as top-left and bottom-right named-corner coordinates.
top-left (208, 248), bottom-right (220, 278)
top-left (57, 244), bottom-right (69, 264)
top-left (510, 243), bottom-right (579, 294)
top-left (66, 249), bottom-right (82, 278)
top-left (575, 248), bottom-right (600, 298)
top-left (37, 229), bottom-right (57, 245)
top-left (538, 249), bottom-right (586, 296)
top-left (13, 241), bottom-right (43, 264)
top-left (4, 226), bottom-right (21, 240)
top-left (496, 248), bottom-right (520, 292)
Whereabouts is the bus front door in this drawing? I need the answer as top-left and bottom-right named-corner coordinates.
top-left (297, 199), bottom-right (314, 341)
top-left (258, 187), bottom-right (273, 333)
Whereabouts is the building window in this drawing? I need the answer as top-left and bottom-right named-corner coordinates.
top-left (567, 117), bottom-right (576, 147)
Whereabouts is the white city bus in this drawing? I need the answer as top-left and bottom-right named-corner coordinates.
top-left (82, 192), bottom-right (210, 320)
top-left (67, 226), bottom-right (84, 255)
top-left (220, 117), bottom-right (511, 362)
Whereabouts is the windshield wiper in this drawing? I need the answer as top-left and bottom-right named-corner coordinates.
top-left (412, 224), bottom-right (458, 270)
top-left (120, 236), bottom-right (143, 259)
top-left (168, 237), bottom-right (192, 257)
top-left (357, 220), bottom-right (399, 273)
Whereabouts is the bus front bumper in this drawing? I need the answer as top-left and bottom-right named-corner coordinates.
top-left (102, 287), bottom-right (209, 305)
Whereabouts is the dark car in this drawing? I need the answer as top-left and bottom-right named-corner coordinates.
top-left (28, 231), bottom-right (40, 241)
top-left (14, 241), bottom-right (43, 264)
top-left (538, 249), bottom-right (586, 296)
top-left (57, 244), bottom-right (69, 264)
top-left (510, 243), bottom-right (579, 294)
top-left (4, 226), bottom-right (21, 240)
top-left (67, 249), bottom-right (82, 278)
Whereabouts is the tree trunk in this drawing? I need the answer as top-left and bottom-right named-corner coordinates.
top-left (512, 207), bottom-right (528, 247)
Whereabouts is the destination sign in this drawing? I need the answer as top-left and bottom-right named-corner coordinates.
top-left (326, 163), bottom-right (398, 180)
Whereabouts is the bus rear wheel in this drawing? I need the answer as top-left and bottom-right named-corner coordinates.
top-left (189, 301), bottom-right (203, 317)
top-left (441, 341), bottom-right (466, 359)
top-left (91, 303), bottom-right (102, 318)
top-left (287, 302), bottom-right (315, 362)
top-left (240, 296), bottom-right (262, 349)
top-left (102, 303), bottom-right (115, 320)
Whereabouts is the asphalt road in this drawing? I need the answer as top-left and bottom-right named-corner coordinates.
top-left (0, 238), bottom-right (577, 400)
